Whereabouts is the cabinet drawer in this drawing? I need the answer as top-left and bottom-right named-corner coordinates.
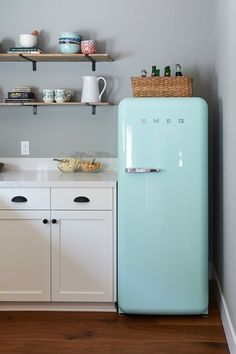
top-left (51, 188), bottom-right (113, 210)
top-left (0, 188), bottom-right (50, 210)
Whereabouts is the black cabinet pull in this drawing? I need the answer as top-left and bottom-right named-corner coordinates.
top-left (51, 219), bottom-right (57, 224)
top-left (74, 196), bottom-right (90, 203)
top-left (42, 219), bottom-right (48, 224)
top-left (11, 196), bottom-right (28, 203)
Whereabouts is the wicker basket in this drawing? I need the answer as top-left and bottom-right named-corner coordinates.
top-left (131, 76), bottom-right (193, 97)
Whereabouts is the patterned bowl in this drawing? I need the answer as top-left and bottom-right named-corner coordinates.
top-left (81, 40), bottom-right (97, 54)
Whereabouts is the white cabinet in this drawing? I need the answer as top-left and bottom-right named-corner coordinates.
top-left (51, 187), bottom-right (115, 303)
top-left (51, 211), bottom-right (113, 302)
top-left (0, 187), bottom-right (50, 209)
top-left (0, 185), bottom-right (116, 307)
top-left (0, 210), bottom-right (50, 301)
top-left (51, 187), bottom-right (113, 210)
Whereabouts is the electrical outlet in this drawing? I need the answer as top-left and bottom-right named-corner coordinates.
top-left (21, 141), bottom-right (30, 155)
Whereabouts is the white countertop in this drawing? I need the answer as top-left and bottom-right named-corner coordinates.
top-left (0, 170), bottom-right (117, 188)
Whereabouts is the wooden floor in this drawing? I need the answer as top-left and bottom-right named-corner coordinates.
top-left (0, 287), bottom-right (229, 354)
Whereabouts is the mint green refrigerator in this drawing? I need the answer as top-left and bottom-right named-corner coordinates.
top-left (118, 98), bottom-right (208, 314)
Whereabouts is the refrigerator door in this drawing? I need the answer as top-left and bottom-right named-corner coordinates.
top-left (118, 97), bottom-right (208, 314)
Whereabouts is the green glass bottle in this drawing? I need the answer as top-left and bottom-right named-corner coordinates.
top-left (151, 65), bottom-right (157, 77)
top-left (164, 66), bottom-right (171, 77)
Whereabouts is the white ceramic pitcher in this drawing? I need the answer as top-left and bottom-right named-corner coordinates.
top-left (81, 76), bottom-right (107, 103)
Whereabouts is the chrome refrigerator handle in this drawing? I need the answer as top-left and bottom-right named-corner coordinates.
top-left (125, 168), bottom-right (161, 173)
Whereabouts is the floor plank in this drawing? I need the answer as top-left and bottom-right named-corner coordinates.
top-left (0, 287), bottom-right (229, 354)
top-left (0, 341), bottom-right (230, 354)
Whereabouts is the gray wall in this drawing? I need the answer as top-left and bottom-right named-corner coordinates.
top-left (0, 0), bottom-right (212, 157)
top-left (212, 0), bottom-right (236, 340)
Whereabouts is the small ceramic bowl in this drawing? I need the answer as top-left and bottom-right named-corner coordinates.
top-left (59, 32), bottom-right (82, 43)
top-left (59, 42), bottom-right (80, 54)
top-left (19, 34), bottom-right (37, 48)
top-left (59, 39), bottom-right (80, 45)
top-left (59, 32), bottom-right (82, 53)
top-left (59, 32), bottom-right (81, 39)
top-left (81, 40), bottom-right (97, 54)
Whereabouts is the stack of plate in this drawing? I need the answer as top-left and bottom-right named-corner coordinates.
top-left (59, 32), bottom-right (82, 54)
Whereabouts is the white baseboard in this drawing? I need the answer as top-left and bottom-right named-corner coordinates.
top-left (0, 301), bottom-right (116, 312)
top-left (213, 266), bottom-right (236, 354)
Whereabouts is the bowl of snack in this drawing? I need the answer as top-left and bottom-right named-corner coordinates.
top-left (80, 159), bottom-right (101, 172)
top-left (53, 158), bottom-right (80, 173)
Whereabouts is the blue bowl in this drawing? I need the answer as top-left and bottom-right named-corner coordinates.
top-left (59, 38), bottom-right (81, 44)
top-left (59, 42), bottom-right (80, 54)
top-left (59, 32), bottom-right (82, 41)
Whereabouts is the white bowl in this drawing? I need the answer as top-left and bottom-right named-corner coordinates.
top-left (19, 34), bottom-right (37, 48)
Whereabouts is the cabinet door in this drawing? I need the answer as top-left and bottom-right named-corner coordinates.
top-left (0, 211), bottom-right (50, 301)
top-left (51, 211), bottom-right (114, 302)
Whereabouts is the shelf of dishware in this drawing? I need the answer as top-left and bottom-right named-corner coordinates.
top-left (0, 101), bottom-right (112, 115)
top-left (0, 53), bottom-right (113, 71)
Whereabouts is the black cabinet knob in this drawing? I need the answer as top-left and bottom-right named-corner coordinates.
top-left (51, 219), bottom-right (57, 224)
top-left (42, 219), bottom-right (48, 224)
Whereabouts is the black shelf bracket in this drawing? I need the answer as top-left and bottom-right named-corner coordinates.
top-left (19, 54), bottom-right (37, 71)
top-left (33, 105), bottom-right (37, 115)
top-left (85, 55), bottom-right (96, 71)
top-left (92, 105), bottom-right (96, 115)
top-left (85, 102), bottom-right (96, 115)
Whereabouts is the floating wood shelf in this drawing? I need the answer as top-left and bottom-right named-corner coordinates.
top-left (0, 53), bottom-right (113, 71)
top-left (0, 101), bottom-right (112, 115)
